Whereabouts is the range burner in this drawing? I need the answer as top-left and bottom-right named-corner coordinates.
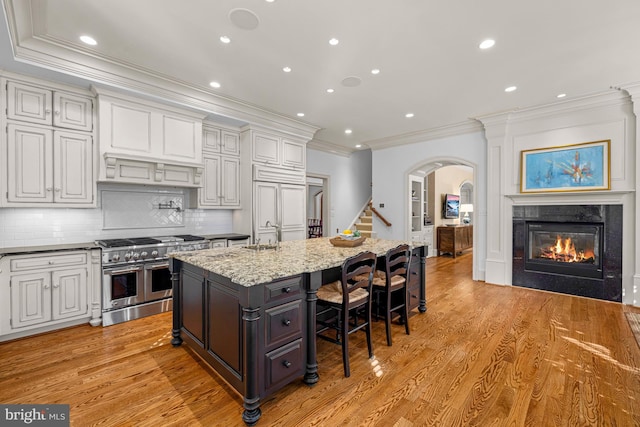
top-left (96, 237), bottom-right (162, 248)
top-left (174, 234), bottom-right (206, 241)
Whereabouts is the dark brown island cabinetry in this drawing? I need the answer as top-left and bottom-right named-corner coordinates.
top-left (169, 238), bottom-right (427, 426)
top-left (437, 225), bottom-right (473, 258)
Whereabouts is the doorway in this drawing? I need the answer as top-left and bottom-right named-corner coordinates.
top-left (306, 174), bottom-right (329, 238)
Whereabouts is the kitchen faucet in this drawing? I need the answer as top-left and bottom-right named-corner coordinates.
top-left (265, 220), bottom-right (281, 250)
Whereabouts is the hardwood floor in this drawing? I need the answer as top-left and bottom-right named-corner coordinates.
top-left (2, 252), bottom-right (640, 426)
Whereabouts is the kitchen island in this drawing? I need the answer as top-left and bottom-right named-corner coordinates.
top-left (170, 237), bottom-right (427, 425)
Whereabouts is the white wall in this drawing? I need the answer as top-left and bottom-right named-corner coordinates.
top-left (371, 131), bottom-right (487, 281)
top-left (306, 148), bottom-right (372, 235)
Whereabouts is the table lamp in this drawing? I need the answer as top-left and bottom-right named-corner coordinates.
top-left (460, 204), bottom-right (473, 224)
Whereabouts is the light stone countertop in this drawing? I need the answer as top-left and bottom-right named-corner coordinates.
top-left (171, 237), bottom-right (418, 287)
top-left (0, 242), bottom-right (99, 255)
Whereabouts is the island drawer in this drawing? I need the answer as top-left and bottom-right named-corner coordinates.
top-left (264, 276), bottom-right (302, 306)
top-left (265, 300), bottom-right (302, 349)
top-left (264, 338), bottom-right (303, 394)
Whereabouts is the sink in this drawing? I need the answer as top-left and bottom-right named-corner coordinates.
top-left (243, 244), bottom-right (278, 251)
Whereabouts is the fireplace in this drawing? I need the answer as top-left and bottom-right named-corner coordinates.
top-left (513, 205), bottom-right (622, 302)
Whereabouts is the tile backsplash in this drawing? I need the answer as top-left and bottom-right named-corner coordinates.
top-left (0, 185), bottom-right (234, 248)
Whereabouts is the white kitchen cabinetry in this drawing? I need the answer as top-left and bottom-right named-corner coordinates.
top-left (6, 80), bottom-right (93, 131)
top-left (6, 123), bottom-right (93, 204)
top-left (0, 249), bottom-right (102, 341)
top-left (254, 181), bottom-right (306, 243)
top-left (2, 74), bottom-right (96, 207)
top-left (410, 175), bottom-right (424, 240)
top-left (93, 87), bottom-right (206, 187)
top-left (195, 124), bottom-right (241, 209)
top-left (250, 131), bottom-right (305, 170)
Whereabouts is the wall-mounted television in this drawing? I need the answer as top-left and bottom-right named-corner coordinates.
top-left (442, 193), bottom-right (460, 219)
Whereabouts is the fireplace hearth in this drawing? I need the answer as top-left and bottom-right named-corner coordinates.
top-left (513, 205), bottom-right (622, 302)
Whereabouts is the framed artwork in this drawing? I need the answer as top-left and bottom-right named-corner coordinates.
top-left (520, 140), bottom-right (611, 193)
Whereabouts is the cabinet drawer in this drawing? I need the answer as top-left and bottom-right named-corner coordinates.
top-left (264, 276), bottom-right (301, 305)
top-left (10, 252), bottom-right (87, 272)
top-left (265, 300), bottom-right (302, 349)
top-left (264, 338), bottom-right (303, 392)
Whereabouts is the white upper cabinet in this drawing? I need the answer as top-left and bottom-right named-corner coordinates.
top-left (250, 131), bottom-right (305, 170)
top-left (6, 124), bottom-right (93, 205)
top-left (2, 75), bottom-right (96, 207)
top-left (197, 124), bottom-right (241, 209)
top-left (7, 81), bottom-right (93, 131)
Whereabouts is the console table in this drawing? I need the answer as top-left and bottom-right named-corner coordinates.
top-left (437, 225), bottom-right (472, 258)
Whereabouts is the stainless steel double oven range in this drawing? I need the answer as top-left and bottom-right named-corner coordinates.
top-left (97, 235), bottom-right (209, 326)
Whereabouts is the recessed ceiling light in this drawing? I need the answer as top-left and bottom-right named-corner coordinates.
top-left (80, 35), bottom-right (97, 45)
top-left (209, 81), bottom-right (221, 88)
top-left (265, 0), bottom-right (275, 2)
top-left (329, 38), bottom-right (339, 46)
top-left (479, 39), bottom-right (495, 49)
top-left (345, 129), bottom-right (352, 135)
top-left (297, 113), bottom-right (305, 117)
top-left (405, 113), bottom-right (414, 118)
top-left (326, 88), bottom-right (334, 93)
top-left (505, 86), bottom-right (517, 93)
top-left (371, 69), bottom-right (380, 75)
top-left (220, 36), bottom-right (231, 44)
top-left (557, 93), bottom-right (567, 98)
top-left (283, 66), bottom-right (292, 73)
top-left (355, 144), bottom-right (362, 148)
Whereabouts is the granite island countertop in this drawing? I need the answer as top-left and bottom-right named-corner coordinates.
top-left (171, 237), bottom-right (418, 287)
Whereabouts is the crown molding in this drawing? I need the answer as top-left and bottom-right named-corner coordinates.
top-left (307, 138), bottom-right (355, 157)
top-left (366, 120), bottom-right (484, 151)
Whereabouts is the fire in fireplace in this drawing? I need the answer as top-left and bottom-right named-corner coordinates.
top-left (525, 222), bottom-right (603, 279)
top-left (537, 235), bottom-right (595, 263)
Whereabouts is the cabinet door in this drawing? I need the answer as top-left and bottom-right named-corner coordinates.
top-left (254, 182), bottom-right (278, 243)
top-left (200, 154), bottom-right (221, 206)
top-left (221, 131), bottom-right (240, 155)
top-left (281, 139), bottom-right (305, 169)
top-left (220, 156), bottom-right (240, 207)
top-left (54, 131), bottom-right (94, 204)
top-left (203, 126), bottom-right (221, 152)
top-left (10, 272), bottom-right (52, 328)
top-left (280, 184), bottom-right (306, 239)
top-left (7, 81), bottom-right (52, 126)
top-left (7, 123), bottom-right (53, 203)
top-left (52, 268), bottom-right (88, 320)
top-left (53, 92), bottom-right (93, 131)
top-left (252, 133), bottom-right (280, 164)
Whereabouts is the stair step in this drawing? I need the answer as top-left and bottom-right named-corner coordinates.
top-left (360, 216), bottom-right (372, 223)
top-left (359, 231), bottom-right (373, 238)
top-left (356, 223), bottom-right (372, 231)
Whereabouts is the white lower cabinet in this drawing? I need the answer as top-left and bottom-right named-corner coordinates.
top-left (0, 249), bottom-right (102, 341)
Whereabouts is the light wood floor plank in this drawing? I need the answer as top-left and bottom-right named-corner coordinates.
top-left (1, 252), bottom-right (640, 426)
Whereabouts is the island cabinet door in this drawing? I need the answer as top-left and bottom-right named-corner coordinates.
top-left (207, 281), bottom-right (242, 377)
top-left (407, 250), bottom-right (422, 311)
top-left (181, 268), bottom-right (205, 346)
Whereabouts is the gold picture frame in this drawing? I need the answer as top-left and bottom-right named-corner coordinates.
top-left (520, 140), bottom-right (611, 193)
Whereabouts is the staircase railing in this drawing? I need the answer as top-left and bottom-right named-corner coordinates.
top-left (368, 202), bottom-right (392, 227)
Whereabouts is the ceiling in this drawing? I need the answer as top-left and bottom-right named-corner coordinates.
top-left (2, 0), bottom-right (640, 153)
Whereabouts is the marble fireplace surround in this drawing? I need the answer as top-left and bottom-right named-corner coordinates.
top-left (512, 202), bottom-right (623, 302)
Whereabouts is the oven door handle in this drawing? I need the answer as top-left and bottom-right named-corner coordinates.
top-left (106, 266), bottom-right (143, 275)
top-left (146, 263), bottom-right (170, 270)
